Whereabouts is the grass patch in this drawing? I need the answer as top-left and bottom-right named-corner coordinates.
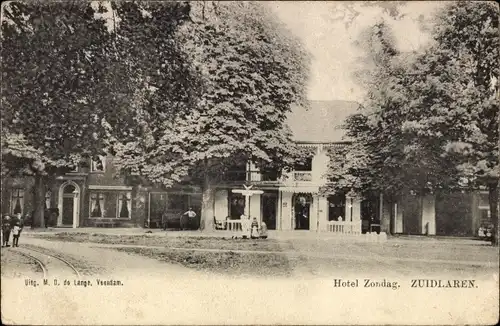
top-left (31, 232), bottom-right (288, 252)
top-left (115, 247), bottom-right (293, 277)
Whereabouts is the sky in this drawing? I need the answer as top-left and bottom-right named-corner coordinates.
top-left (266, 1), bottom-right (446, 102)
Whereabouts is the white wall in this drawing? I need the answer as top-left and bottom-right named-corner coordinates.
top-left (394, 202), bottom-right (403, 233)
top-left (344, 196), bottom-right (360, 222)
top-left (214, 189), bottom-right (228, 220)
top-left (249, 194), bottom-right (261, 222)
top-left (421, 195), bottom-right (436, 235)
top-left (309, 196), bottom-right (318, 231)
top-left (312, 150), bottom-right (329, 186)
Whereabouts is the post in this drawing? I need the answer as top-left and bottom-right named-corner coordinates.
top-left (232, 185), bottom-right (263, 219)
top-left (72, 189), bottom-right (79, 228)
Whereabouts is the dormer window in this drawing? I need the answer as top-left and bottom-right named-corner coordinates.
top-left (91, 155), bottom-right (106, 172)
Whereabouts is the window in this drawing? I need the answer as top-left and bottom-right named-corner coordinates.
top-left (11, 189), bottom-right (24, 215)
top-left (328, 195), bottom-right (346, 221)
top-left (91, 155), bottom-right (106, 172)
top-left (478, 193), bottom-right (491, 224)
top-left (88, 191), bottom-right (131, 219)
top-left (117, 192), bottom-right (132, 218)
top-left (229, 192), bottom-right (245, 219)
top-left (90, 192), bottom-right (105, 218)
top-left (294, 156), bottom-right (313, 171)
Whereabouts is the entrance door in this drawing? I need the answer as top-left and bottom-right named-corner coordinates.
top-left (402, 195), bottom-right (421, 234)
top-left (294, 194), bottom-right (312, 230)
top-left (59, 183), bottom-right (80, 227)
top-left (261, 192), bottom-right (278, 230)
top-left (62, 196), bottom-right (74, 225)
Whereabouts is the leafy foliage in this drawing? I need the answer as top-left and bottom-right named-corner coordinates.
top-left (111, 1), bottom-right (310, 186)
top-left (323, 1), bottom-right (498, 203)
top-left (2, 1), bottom-right (112, 174)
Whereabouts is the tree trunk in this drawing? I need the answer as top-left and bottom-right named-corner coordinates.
top-left (200, 172), bottom-right (215, 231)
top-left (489, 182), bottom-right (499, 246)
top-left (32, 174), bottom-right (46, 228)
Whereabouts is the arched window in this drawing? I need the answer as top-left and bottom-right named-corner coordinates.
top-left (63, 184), bottom-right (76, 194)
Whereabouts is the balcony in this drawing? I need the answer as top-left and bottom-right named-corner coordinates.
top-left (223, 170), bottom-right (281, 185)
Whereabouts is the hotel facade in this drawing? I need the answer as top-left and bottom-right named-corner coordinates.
top-left (2, 101), bottom-right (493, 236)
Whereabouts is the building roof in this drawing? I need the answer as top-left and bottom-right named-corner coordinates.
top-left (286, 100), bottom-right (360, 143)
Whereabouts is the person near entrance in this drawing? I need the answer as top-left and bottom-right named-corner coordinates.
top-left (13, 213), bottom-right (24, 245)
top-left (251, 217), bottom-right (259, 239)
top-left (2, 215), bottom-right (12, 247)
top-left (12, 222), bottom-right (21, 247)
top-left (181, 208), bottom-right (197, 230)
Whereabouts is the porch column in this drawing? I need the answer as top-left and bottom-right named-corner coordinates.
top-left (393, 202), bottom-right (403, 233)
top-left (345, 196), bottom-right (353, 221)
top-left (310, 195), bottom-right (319, 231)
top-left (317, 196), bottom-right (328, 231)
top-left (72, 189), bottom-right (80, 229)
top-left (280, 192), bottom-right (293, 230)
top-left (380, 193), bottom-right (392, 233)
top-left (276, 191), bottom-right (282, 230)
top-left (421, 194), bottom-right (436, 235)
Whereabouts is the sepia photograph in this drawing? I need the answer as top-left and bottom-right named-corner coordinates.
top-left (1, 1), bottom-right (499, 325)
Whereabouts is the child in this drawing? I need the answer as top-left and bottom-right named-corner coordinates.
top-left (12, 222), bottom-right (21, 247)
top-left (2, 215), bottom-right (12, 247)
top-left (259, 221), bottom-right (268, 239)
top-left (250, 217), bottom-right (259, 239)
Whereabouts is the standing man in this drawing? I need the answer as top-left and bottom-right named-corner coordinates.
top-left (14, 213), bottom-right (24, 246)
top-left (181, 208), bottom-right (197, 230)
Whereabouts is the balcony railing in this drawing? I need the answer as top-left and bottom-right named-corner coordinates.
top-left (293, 171), bottom-right (312, 182)
top-left (326, 220), bottom-right (361, 235)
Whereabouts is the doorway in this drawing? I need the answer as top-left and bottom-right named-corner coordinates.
top-left (293, 193), bottom-right (312, 230)
top-left (261, 191), bottom-right (278, 230)
top-left (58, 182), bottom-right (80, 228)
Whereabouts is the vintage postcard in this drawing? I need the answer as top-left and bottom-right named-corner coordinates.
top-left (1, 1), bottom-right (499, 325)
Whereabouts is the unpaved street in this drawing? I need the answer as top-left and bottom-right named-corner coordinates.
top-left (1, 233), bottom-right (499, 325)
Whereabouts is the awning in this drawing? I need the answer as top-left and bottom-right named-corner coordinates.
top-left (279, 186), bottom-right (319, 194)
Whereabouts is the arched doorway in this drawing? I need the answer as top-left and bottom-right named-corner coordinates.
top-left (293, 193), bottom-right (312, 230)
top-left (58, 182), bottom-right (80, 228)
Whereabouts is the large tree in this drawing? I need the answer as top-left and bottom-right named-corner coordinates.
top-left (323, 2), bottom-right (499, 243)
top-left (1, 1), bottom-right (113, 227)
top-left (1, 1), bottom-right (193, 226)
top-left (112, 1), bottom-right (310, 230)
top-left (406, 1), bottom-right (499, 243)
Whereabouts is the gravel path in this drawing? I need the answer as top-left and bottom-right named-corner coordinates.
top-left (2, 234), bottom-right (498, 325)
top-left (15, 237), bottom-right (205, 279)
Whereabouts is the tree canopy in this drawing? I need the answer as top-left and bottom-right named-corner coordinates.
top-left (1, 1), bottom-right (310, 228)
top-left (322, 1), bottom-right (498, 241)
top-left (111, 1), bottom-right (310, 187)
